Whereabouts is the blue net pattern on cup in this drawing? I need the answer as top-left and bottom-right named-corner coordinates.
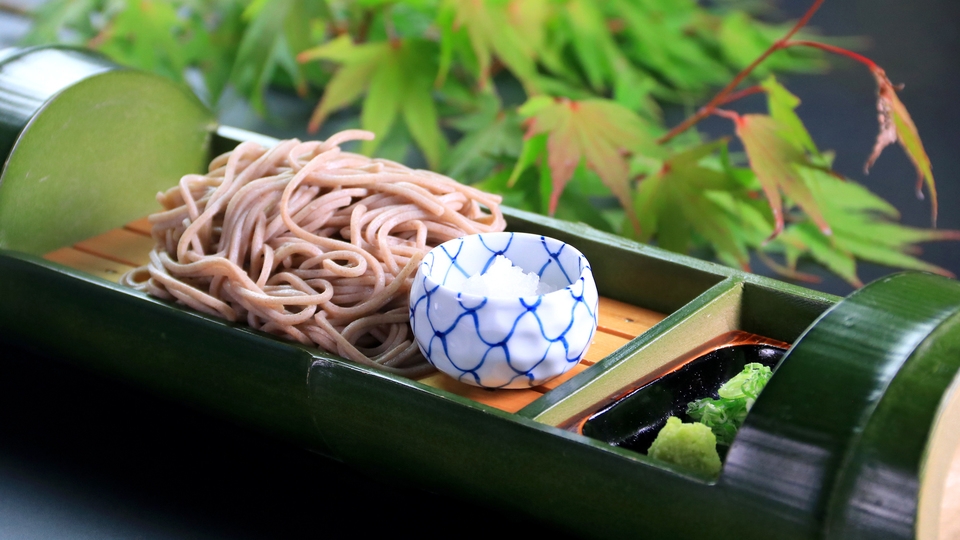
top-left (410, 233), bottom-right (598, 389)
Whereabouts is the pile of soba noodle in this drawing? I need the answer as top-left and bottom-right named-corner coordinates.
top-left (121, 129), bottom-right (505, 377)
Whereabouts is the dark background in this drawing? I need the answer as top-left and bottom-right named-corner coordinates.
top-left (0, 1), bottom-right (958, 538)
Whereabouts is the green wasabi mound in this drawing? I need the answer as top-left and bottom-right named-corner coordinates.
top-left (647, 416), bottom-right (721, 477)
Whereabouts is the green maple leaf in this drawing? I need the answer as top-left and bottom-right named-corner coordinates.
top-left (866, 66), bottom-right (938, 225)
top-left (615, 0), bottom-right (731, 99)
top-left (633, 141), bottom-right (769, 268)
top-left (444, 93), bottom-right (523, 183)
top-left (230, 0), bottom-right (322, 114)
top-left (719, 11), bottom-right (827, 78)
top-left (735, 114), bottom-right (831, 238)
top-left (20, 0), bottom-right (101, 46)
top-left (761, 76), bottom-right (820, 159)
top-left (559, 0), bottom-right (620, 92)
top-left (299, 36), bottom-right (446, 169)
top-left (770, 168), bottom-right (959, 287)
top-left (516, 97), bottom-right (660, 233)
top-left (96, 0), bottom-right (191, 84)
top-left (436, 0), bottom-right (539, 92)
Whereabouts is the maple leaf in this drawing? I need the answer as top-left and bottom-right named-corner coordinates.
top-left (444, 93), bottom-right (523, 183)
top-left (865, 66), bottom-right (938, 225)
top-left (634, 141), bottom-right (769, 268)
top-left (768, 167), bottom-right (959, 287)
top-left (95, 0), bottom-right (191, 84)
top-left (761, 76), bottom-right (820, 159)
top-left (229, 0), bottom-right (321, 114)
top-left (615, 0), bottom-right (732, 97)
top-left (299, 36), bottom-right (446, 169)
top-left (436, 0), bottom-right (539, 92)
top-left (734, 113), bottom-right (831, 239)
top-left (516, 97), bottom-right (659, 233)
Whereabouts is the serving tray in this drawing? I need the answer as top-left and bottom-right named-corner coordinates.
top-left (1, 46), bottom-right (958, 539)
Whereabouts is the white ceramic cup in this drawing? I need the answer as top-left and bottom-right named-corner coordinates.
top-left (409, 232), bottom-right (599, 389)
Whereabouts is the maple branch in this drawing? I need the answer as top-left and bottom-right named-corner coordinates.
top-left (718, 85), bottom-right (764, 106)
top-left (356, 9), bottom-right (375, 43)
top-left (783, 40), bottom-right (878, 70)
top-left (658, 0), bottom-right (825, 144)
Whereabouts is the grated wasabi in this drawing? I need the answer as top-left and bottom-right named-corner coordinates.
top-left (647, 416), bottom-right (722, 477)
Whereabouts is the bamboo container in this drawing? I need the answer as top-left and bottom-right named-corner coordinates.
top-left (1, 46), bottom-right (957, 539)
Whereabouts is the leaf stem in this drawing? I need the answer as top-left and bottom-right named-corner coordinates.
top-left (658, 0), bottom-right (825, 144)
top-left (711, 108), bottom-right (741, 122)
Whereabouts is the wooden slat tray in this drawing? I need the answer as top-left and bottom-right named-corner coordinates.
top-left (43, 220), bottom-right (667, 414)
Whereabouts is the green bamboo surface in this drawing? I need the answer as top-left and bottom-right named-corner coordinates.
top-left (0, 46), bottom-right (214, 255)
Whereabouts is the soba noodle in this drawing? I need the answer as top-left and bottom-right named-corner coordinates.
top-left (121, 129), bottom-right (506, 377)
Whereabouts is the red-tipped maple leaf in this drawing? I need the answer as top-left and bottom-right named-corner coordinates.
top-left (519, 97), bottom-right (657, 233)
top-left (865, 66), bottom-right (938, 225)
